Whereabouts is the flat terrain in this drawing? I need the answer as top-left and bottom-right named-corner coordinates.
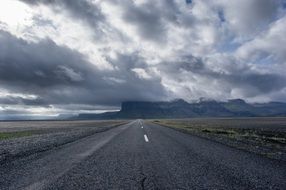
top-left (0, 120), bottom-right (125, 163)
top-left (0, 119), bottom-right (285, 189)
top-left (154, 117), bottom-right (286, 161)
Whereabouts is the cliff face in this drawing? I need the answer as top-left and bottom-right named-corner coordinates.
top-left (77, 99), bottom-right (286, 119)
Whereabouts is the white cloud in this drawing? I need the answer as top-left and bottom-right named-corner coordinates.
top-left (132, 68), bottom-right (152, 80)
top-left (217, 0), bottom-right (280, 38)
top-left (0, 0), bottom-right (34, 36)
top-left (0, 0), bottom-right (286, 117)
top-left (57, 66), bottom-right (84, 82)
top-left (236, 15), bottom-right (286, 65)
top-left (0, 89), bottom-right (38, 100)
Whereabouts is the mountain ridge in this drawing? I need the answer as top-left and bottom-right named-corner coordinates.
top-left (77, 99), bottom-right (286, 119)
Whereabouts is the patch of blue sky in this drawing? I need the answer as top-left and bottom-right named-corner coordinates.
top-left (186, 0), bottom-right (192, 4)
top-left (217, 41), bottom-right (241, 54)
top-left (218, 10), bottom-right (225, 22)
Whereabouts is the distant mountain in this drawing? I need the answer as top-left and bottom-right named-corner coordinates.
top-left (76, 99), bottom-right (286, 119)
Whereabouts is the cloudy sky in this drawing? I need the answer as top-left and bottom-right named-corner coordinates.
top-left (0, 0), bottom-right (286, 118)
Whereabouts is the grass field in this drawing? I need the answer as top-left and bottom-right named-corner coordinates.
top-left (0, 130), bottom-right (45, 140)
top-left (152, 118), bottom-right (286, 161)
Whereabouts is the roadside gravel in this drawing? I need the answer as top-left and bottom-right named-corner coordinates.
top-left (0, 121), bottom-right (125, 164)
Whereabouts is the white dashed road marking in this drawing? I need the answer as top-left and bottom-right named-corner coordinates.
top-left (144, 134), bottom-right (149, 142)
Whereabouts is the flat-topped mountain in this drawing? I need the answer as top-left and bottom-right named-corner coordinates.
top-left (77, 99), bottom-right (286, 119)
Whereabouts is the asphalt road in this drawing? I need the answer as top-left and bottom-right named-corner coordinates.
top-left (0, 120), bottom-right (285, 190)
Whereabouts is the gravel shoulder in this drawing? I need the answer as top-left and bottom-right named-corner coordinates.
top-left (0, 120), bottom-right (126, 164)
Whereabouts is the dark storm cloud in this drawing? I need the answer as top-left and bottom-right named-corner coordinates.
top-left (0, 30), bottom-right (91, 88)
top-left (101, 52), bottom-right (167, 104)
top-left (109, 0), bottom-right (166, 42)
top-left (0, 0), bottom-right (285, 117)
top-left (226, 72), bottom-right (286, 96)
top-left (20, 0), bottom-right (105, 29)
top-left (158, 55), bottom-right (207, 76)
top-left (106, 52), bottom-right (146, 70)
top-left (159, 54), bottom-right (286, 98)
top-left (0, 30), bottom-right (167, 107)
top-left (123, 6), bottom-right (164, 42)
top-left (108, 0), bottom-right (183, 43)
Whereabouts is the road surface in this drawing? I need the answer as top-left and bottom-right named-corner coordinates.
top-left (0, 120), bottom-right (285, 189)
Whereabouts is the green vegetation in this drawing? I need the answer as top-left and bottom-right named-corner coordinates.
top-left (0, 130), bottom-right (43, 140)
top-left (153, 119), bottom-right (286, 161)
top-left (155, 120), bottom-right (286, 145)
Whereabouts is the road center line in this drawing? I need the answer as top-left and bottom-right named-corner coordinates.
top-left (144, 134), bottom-right (149, 142)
